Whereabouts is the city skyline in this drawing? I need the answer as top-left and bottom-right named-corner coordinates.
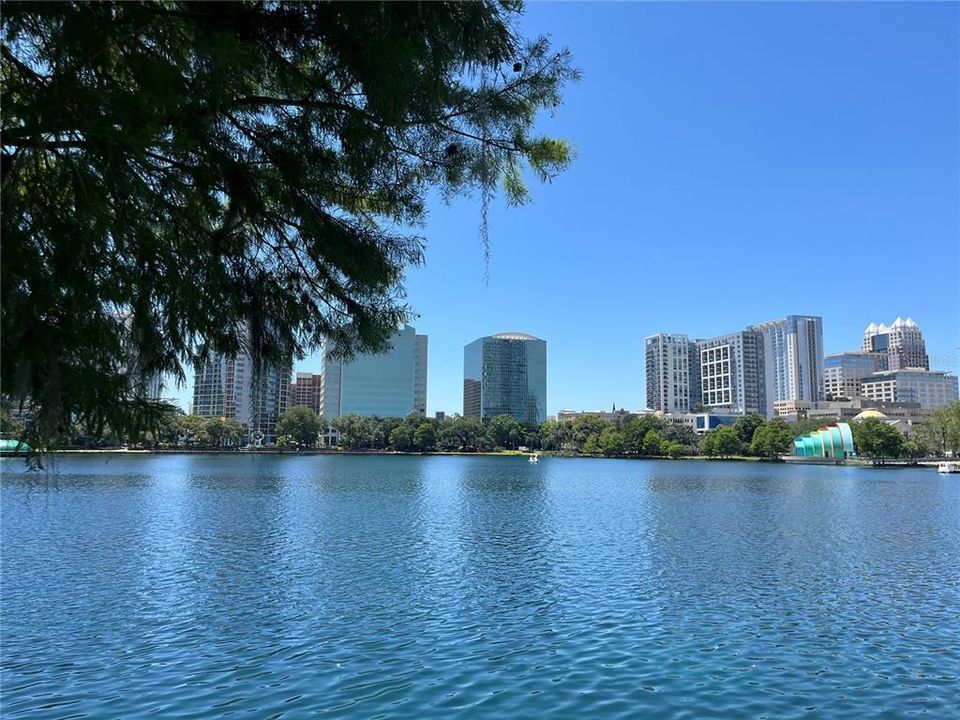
top-left (172, 310), bottom-right (956, 419)
top-left (166, 2), bottom-right (957, 416)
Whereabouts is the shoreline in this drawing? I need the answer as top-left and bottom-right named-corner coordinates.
top-left (0, 448), bottom-right (943, 468)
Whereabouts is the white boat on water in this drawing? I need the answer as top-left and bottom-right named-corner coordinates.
top-left (937, 461), bottom-right (960, 474)
top-left (528, 453), bottom-right (540, 463)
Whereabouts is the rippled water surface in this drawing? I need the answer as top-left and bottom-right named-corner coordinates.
top-left (3, 455), bottom-right (959, 718)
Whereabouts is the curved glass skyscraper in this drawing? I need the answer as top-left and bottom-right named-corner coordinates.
top-left (463, 332), bottom-right (547, 426)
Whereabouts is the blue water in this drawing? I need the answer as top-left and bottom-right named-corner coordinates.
top-left (2, 455), bottom-right (958, 718)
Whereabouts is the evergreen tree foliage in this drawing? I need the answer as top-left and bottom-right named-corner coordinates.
top-left (486, 413), bottom-right (522, 449)
top-left (914, 402), bottom-right (960, 456)
top-left (702, 425), bottom-right (743, 458)
top-left (850, 418), bottom-right (904, 464)
top-left (624, 414), bottom-right (667, 454)
top-left (661, 440), bottom-right (685, 459)
top-left (441, 415), bottom-right (485, 451)
top-left (641, 429), bottom-right (662, 456)
top-left (733, 413), bottom-right (765, 445)
top-left (413, 420), bottom-right (439, 452)
top-left (900, 439), bottom-right (927, 463)
top-left (749, 418), bottom-right (793, 458)
top-left (599, 427), bottom-right (624, 457)
top-left (276, 404), bottom-right (322, 447)
top-left (205, 416), bottom-right (245, 447)
top-left (1, 1), bottom-right (577, 446)
top-left (0, 404), bottom-right (25, 437)
top-left (388, 424), bottom-right (415, 452)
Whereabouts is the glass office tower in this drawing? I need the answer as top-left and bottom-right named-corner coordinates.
top-left (319, 325), bottom-right (427, 419)
top-left (463, 332), bottom-right (547, 426)
top-left (823, 352), bottom-right (881, 400)
top-left (749, 315), bottom-right (824, 417)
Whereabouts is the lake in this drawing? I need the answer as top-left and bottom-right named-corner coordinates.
top-left (2, 455), bottom-right (958, 718)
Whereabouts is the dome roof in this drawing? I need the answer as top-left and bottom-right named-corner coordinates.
top-left (492, 331), bottom-right (540, 341)
top-left (853, 409), bottom-right (888, 421)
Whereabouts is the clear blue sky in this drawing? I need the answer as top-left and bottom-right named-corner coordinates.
top-left (173, 2), bottom-right (959, 415)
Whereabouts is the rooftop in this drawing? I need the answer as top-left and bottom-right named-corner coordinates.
top-left (491, 332), bottom-right (540, 341)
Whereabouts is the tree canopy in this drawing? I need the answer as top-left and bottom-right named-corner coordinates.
top-left (702, 425), bottom-right (744, 458)
top-left (276, 404), bottom-right (322, 447)
top-left (851, 418), bottom-right (904, 464)
top-left (1, 1), bottom-right (577, 446)
top-left (749, 418), bottom-right (793, 458)
top-left (914, 402), bottom-right (960, 456)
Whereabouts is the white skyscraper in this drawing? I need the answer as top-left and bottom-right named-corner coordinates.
top-left (696, 330), bottom-right (766, 416)
top-left (644, 333), bottom-right (700, 413)
top-left (750, 315), bottom-right (824, 418)
top-left (192, 350), bottom-right (292, 443)
top-left (862, 317), bottom-right (929, 371)
top-left (414, 334), bottom-right (428, 416)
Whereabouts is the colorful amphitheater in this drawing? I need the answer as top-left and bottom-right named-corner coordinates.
top-left (793, 422), bottom-right (857, 460)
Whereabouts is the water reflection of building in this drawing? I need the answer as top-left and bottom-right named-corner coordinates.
top-left (463, 332), bottom-right (547, 425)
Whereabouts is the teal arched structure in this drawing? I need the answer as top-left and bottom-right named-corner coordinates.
top-left (793, 422), bottom-right (856, 460)
top-left (0, 438), bottom-right (31, 452)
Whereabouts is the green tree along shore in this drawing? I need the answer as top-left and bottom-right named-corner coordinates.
top-left (1, 2), bottom-right (578, 449)
top-left (12, 402), bottom-right (957, 464)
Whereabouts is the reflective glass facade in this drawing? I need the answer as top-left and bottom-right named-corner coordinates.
top-left (861, 370), bottom-right (959, 409)
top-left (751, 316), bottom-right (824, 417)
top-left (321, 325), bottom-right (427, 419)
top-left (463, 333), bottom-right (547, 426)
top-left (823, 352), bottom-right (880, 400)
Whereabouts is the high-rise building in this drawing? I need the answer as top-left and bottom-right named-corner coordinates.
top-left (644, 333), bottom-right (699, 413)
top-left (823, 352), bottom-right (881, 400)
top-left (463, 332), bottom-right (547, 425)
top-left (290, 372), bottom-right (323, 414)
top-left (862, 317), bottom-right (929, 371)
top-left (696, 330), bottom-right (765, 415)
top-left (861, 370), bottom-right (958, 409)
top-left (115, 309), bottom-right (169, 402)
top-left (192, 351), bottom-right (292, 443)
top-left (192, 354), bottom-right (233, 418)
top-left (414, 334), bottom-right (428, 416)
top-left (318, 325), bottom-right (427, 419)
top-left (750, 315), bottom-right (824, 417)
top-left (140, 373), bottom-right (167, 402)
